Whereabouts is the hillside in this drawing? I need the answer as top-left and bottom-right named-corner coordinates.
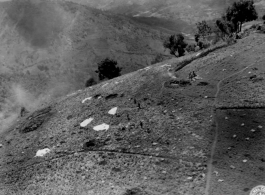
top-left (0, 0), bottom-right (171, 132)
top-left (1, 31), bottom-right (265, 194)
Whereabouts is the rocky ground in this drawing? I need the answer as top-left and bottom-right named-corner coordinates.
top-left (1, 33), bottom-right (265, 195)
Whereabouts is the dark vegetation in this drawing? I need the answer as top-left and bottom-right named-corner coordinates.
top-left (223, 0), bottom-right (257, 33)
top-left (214, 0), bottom-right (257, 39)
top-left (185, 44), bottom-right (197, 53)
top-left (95, 58), bottom-right (122, 81)
top-left (163, 34), bottom-right (187, 57)
top-left (85, 78), bottom-right (97, 87)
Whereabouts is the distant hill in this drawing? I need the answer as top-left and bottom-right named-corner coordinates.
top-left (70, 0), bottom-right (265, 35)
top-left (69, 0), bottom-right (230, 32)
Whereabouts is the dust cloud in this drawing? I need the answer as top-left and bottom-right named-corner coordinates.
top-left (0, 84), bottom-right (43, 133)
top-left (6, 0), bottom-right (65, 48)
top-left (0, 0), bottom-right (78, 133)
top-left (0, 81), bottom-right (74, 133)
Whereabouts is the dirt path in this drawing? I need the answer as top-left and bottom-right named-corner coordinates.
top-left (205, 56), bottom-right (265, 195)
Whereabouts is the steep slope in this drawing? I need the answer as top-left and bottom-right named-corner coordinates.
top-left (0, 0), bottom-right (170, 132)
top-left (1, 32), bottom-right (265, 194)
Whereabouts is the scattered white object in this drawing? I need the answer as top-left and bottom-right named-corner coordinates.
top-left (227, 147), bottom-right (232, 150)
top-left (218, 179), bottom-right (224, 182)
top-left (258, 125), bottom-right (263, 129)
top-left (80, 118), bottom-right (94, 127)
top-left (222, 69), bottom-right (226, 71)
top-left (108, 107), bottom-right (118, 115)
top-left (213, 171), bottom-right (219, 176)
top-left (93, 123), bottom-right (110, 131)
top-left (162, 171), bottom-right (167, 174)
top-left (233, 134), bottom-right (237, 138)
top-left (161, 64), bottom-right (171, 67)
top-left (67, 92), bottom-right (76, 97)
top-left (196, 52), bottom-right (201, 56)
top-left (230, 165), bottom-right (235, 169)
top-left (82, 97), bottom-right (92, 103)
top-left (251, 129), bottom-right (256, 132)
top-left (245, 137), bottom-right (250, 141)
top-left (115, 81), bottom-right (119, 84)
top-left (243, 159), bottom-right (247, 163)
top-left (0, 144), bottom-right (3, 148)
top-left (102, 83), bottom-right (109, 88)
top-left (35, 148), bottom-right (51, 157)
top-left (187, 177), bottom-right (193, 180)
top-left (241, 123), bottom-right (245, 126)
top-left (194, 76), bottom-right (203, 80)
top-left (248, 72), bottom-right (252, 74)
top-left (225, 117), bottom-right (228, 120)
top-left (204, 96), bottom-right (208, 99)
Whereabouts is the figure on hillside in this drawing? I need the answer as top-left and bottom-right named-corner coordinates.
top-left (188, 71), bottom-right (197, 81)
top-left (20, 107), bottom-right (29, 117)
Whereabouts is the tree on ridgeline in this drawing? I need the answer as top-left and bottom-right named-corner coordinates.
top-left (222, 0), bottom-right (258, 34)
top-left (194, 20), bottom-right (212, 49)
top-left (95, 58), bottom-right (122, 80)
top-left (163, 34), bottom-right (187, 57)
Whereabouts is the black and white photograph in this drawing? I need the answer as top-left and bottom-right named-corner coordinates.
top-left (0, 0), bottom-right (265, 194)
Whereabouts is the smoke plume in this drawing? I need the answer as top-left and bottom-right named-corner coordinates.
top-left (6, 0), bottom-right (64, 48)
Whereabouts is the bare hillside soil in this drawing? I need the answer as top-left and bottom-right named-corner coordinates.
top-left (1, 33), bottom-right (265, 194)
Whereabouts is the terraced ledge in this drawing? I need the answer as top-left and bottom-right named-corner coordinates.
top-left (174, 42), bottom-right (228, 71)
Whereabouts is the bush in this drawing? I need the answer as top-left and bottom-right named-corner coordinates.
top-left (85, 77), bottom-right (97, 87)
top-left (186, 44), bottom-right (196, 53)
top-left (95, 58), bottom-right (122, 80)
top-left (216, 19), bottom-right (234, 38)
top-left (197, 41), bottom-right (211, 50)
top-left (163, 34), bottom-right (187, 57)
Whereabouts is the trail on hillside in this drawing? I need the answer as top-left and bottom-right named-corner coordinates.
top-left (204, 53), bottom-right (265, 195)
